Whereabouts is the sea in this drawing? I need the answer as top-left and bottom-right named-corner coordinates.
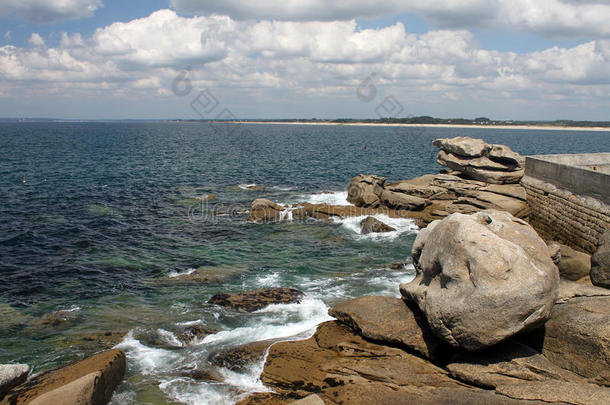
top-left (1, 122), bottom-right (609, 404)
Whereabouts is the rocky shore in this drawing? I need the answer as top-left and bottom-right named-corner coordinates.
top-left (238, 137), bottom-right (609, 405)
top-left (2, 136), bottom-right (607, 404)
top-left (235, 211), bottom-right (610, 404)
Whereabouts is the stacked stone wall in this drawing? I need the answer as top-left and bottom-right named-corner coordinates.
top-left (521, 176), bottom-right (609, 254)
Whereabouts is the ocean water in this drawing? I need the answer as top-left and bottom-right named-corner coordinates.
top-left (1, 122), bottom-right (608, 404)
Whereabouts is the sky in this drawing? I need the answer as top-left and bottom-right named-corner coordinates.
top-left (0, 0), bottom-right (609, 120)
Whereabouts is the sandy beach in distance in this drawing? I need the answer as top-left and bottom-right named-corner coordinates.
top-left (229, 121), bottom-right (610, 132)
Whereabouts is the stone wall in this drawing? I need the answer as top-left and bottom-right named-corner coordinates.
top-left (522, 177), bottom-right (609, 253)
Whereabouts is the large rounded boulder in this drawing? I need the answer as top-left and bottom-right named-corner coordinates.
top-left (400, 210), bottom-right (559, 351)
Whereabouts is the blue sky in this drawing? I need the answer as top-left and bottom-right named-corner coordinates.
top-left (1, 1), bottom-right (609, 120)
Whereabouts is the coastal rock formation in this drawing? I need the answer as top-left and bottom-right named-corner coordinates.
top-left (248, 173), bottom-right (529, 227)
top-left (547, 242), bottom-right (591, 281)
top-left (260, 321), bottom-right (471, 400)
top-left (177, 325), bottom-right (219, 346)
top-left (446, 341), bottom-right (585, 389)
top-left (520, 280), bottom-right (610, 380)
top-left (1, 349), bottom-right (125, 405)
top-left (434, 137), bottom-right (525, 184)
top-left (590, 229), bottom-right (610, 288)
top-left (328, 296), bottom-right (445, 360)
top-left (401, 210), bottom-right (559, 350)
top-left (208, 288), bottom-right (305, 312)
top-left (247, 199), bottom-right (286, 223)
top-left (347, 174), bottom-right (386, 207)
top-left (0, 365), bottom-right (29, 400)
top-left (359, 217), bottom-right (396, 234)
top-left (209, 339), bottom-right (280, 373)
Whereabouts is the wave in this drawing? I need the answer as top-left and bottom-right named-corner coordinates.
top-left (333, 213), bottom-right (419, 241)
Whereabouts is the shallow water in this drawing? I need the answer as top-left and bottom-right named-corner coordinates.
top-left (1, 122), bottom-right (608, 404)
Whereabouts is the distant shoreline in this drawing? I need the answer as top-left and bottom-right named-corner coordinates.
top-left (228, 121), bottom-right (610, 132)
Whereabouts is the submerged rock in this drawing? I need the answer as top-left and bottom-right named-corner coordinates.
top-left (591, 229), bottom-right (610, 288)
top-left (161, 266), bottom-right (248, 284)
top-left (177, 324), bottom-right (218, 346)
top-left (208, 288), bottom-right (305, 312)
top-left (247, 199), bottom-right (286, 222)
top-left (401, 210), bottom-right (559, 350)
top-left (1, 349), bottom-right (125, 405)
top-left (359, 216), bottom-right (396, 234)
top-left (209, 339), bottom-right (278, 373)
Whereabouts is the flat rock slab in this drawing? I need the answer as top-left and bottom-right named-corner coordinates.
top-left (328, 296), bottom-right (444, 359)
top-left (447, 340), bottom-right (584, 389)
top-left (322, 383), bottom-right (548, 405)
top-left (496, 381), bottom-right (610, 405)
top-left (208, 288), bottom-right (305, 312)
top-left (1, 349), bottom-right (125, 405)
top-left (261, 321), bottom-right (465, 398)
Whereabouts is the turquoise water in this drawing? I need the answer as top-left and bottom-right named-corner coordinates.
top-left (1, 122), bottom-right (609, 404)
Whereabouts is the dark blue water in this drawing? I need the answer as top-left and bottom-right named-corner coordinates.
top-left (1, 122), bottom-right (608, 404)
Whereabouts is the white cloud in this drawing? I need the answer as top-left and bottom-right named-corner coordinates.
top-left (0, 9), bottom-right (609, 118)
top-left (28, 33), bottom-right (45, 47)
top-left (170, 0), bottom-right (610, 37)
top-left (0, 0), bottom-right (102, 23)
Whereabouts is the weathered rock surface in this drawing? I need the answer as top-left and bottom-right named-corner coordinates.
top-left (247, 199), bottom-right (286, 222)
top-left (328, 296), bottom-right (444, 359)
top-left (0, 365), bottom-right (29, 400)
top-left (401, 210), bottom-right (559, 350)
top-left (246, 320), bottom-right (556, 405)
top-left (208, 288), bottom-right (305, 312)
top-left (248, 173), bottom-right (529, 227)
top-left (1, 349), bottom-right (125, 405)
top-left (433, 137), bottom-right (491, 158)
top-left (591, 229), bottom-right (610, 288)
top-left (380, 189), bottom-right (429, 210)
top-left (359, 217), bottom-right (395, 234)
top-left (434, 137), bottom-right (525, 184)
top-left (177, 324), bottom-right (218, 345)
top-left (209, 339), bottom-right (278, 373)
top-left (161, 266), bottom-right (248, 284)
top-left (496, 381), bottom-right (610, 405)
top-left (520, 281), bottom-right (610, 379)
top-left (347, 174), bottom-right (386, 208)
top-left (261, 321), bottom-right (467, 397)
top-left (446, 341), bottom-right (585, 389)
top-left (547, 242), bottom-right (592, 281)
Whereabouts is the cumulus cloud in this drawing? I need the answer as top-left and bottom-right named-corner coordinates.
top-left (170, 0), bottom-right (610, 37)
top-left (0, 0), bottom-right (102, 23)
top-left (0, 9), bottom-right (608, 117)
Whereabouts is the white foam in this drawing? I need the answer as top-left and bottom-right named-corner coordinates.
top-left (271, 186), bottom-right (295, 191)
top-left (168, 268), bottom-right (197, 278)
top-left (254, 272), bottom-right (280, 287)
top-left (114, 331), bottom-right (181, 375)
top-left (201, 298), bottom-right (332, 346)
top-left (156, 328), bottom-right (184, 348)
top-left (238, 183), bottom-right (258, 190)
top-left (302, 191), bottom-right (350, 206)
top-left (333, 214), bottom-right (419, 241)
